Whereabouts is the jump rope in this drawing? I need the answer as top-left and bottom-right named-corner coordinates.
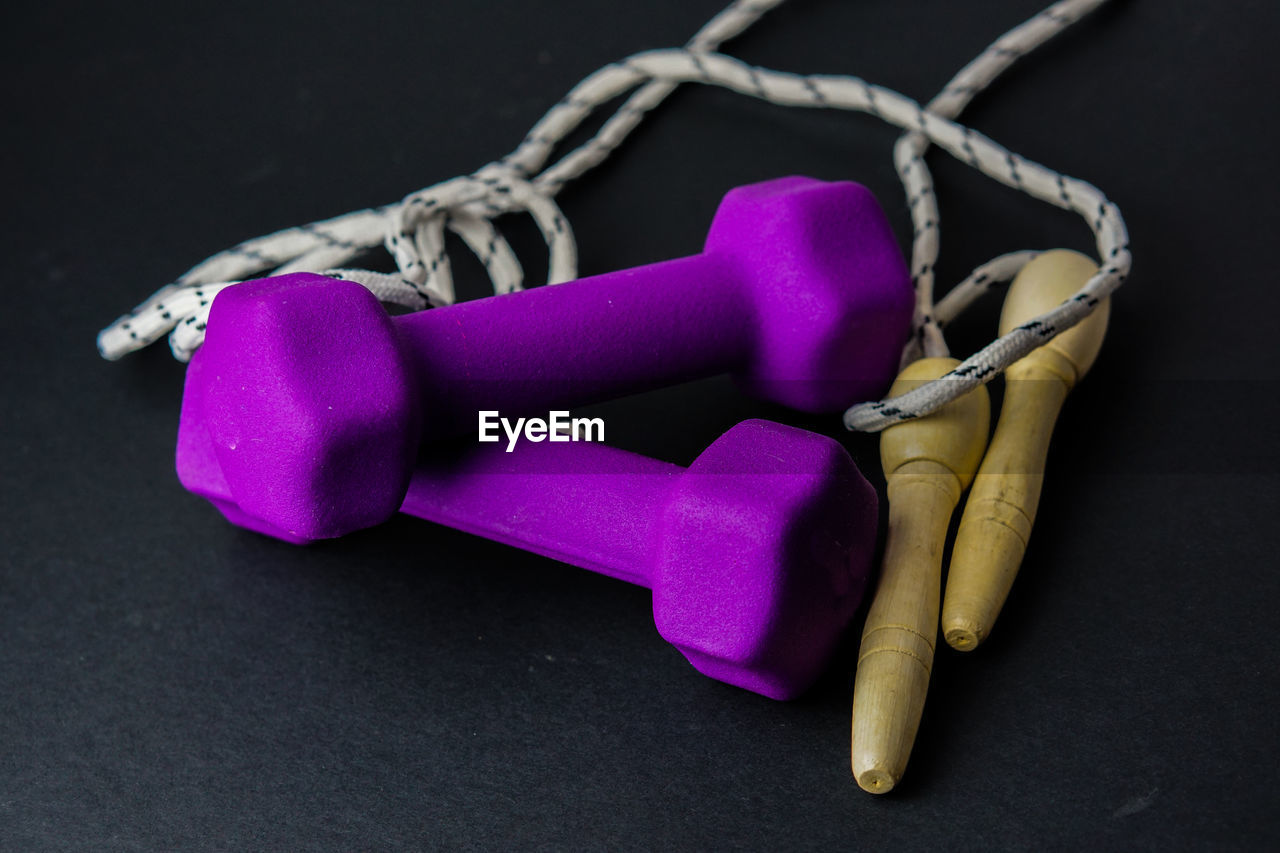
top-left (95, 0), bottom-right (1130, 792)
top-left (97, 0), bottom-right (1129, 432)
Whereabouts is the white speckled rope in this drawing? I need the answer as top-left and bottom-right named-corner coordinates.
top-left (851, 0), bottom-right (1125, 428)
top-left (96, 0), bottom-right (1128, 432)
top-left (892, 0), bottom-right (1109, 369)
top-left (95, 0), bottom-right (785, 361)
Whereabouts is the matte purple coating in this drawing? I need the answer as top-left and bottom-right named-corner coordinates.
top-left (400, 419), bottom-right (879, 700)
top-left (177, 175), bottom-right (910, 540)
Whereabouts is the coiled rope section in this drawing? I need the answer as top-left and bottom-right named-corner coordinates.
top-left (97, 0), bottom-right (1128, 432)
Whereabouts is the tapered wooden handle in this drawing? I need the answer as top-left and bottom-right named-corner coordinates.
top-left (942, 364), bottom-right (1066, 649)
top-left (942, 250), bottom-right (1108, 650)
top-left (852, 470), bottom-right (956, 793)
top-left (852, 357), bottom-right (989, 793)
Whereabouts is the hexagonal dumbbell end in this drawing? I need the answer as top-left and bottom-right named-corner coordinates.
top-left (704, 176), bottom-right (913, 411)
top-left (651, 420), bottom-right (878, 698)
top-left (178, 274), bottom-right (421, 542)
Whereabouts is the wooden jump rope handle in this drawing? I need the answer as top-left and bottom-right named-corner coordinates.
top-left (942, 250), bottom-right (1110, 651)
top-left (851, 357), bottom-right (990, 794)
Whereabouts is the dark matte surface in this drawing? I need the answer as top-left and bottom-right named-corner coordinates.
top-left (3, 1), bottom-right (1278, 849)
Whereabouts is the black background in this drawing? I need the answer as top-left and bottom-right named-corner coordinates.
top-left (4, 0), bottom-right (1279, 849)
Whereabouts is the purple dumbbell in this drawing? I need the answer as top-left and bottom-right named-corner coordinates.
top-left (409, 419), bottom-right (877, 698)
top-left (178, 176), bottom-right (911, 542)
top-left (186, 415), bottom-right (878, 698)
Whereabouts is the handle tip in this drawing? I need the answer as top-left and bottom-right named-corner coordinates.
top-left (942, 618), bottom-right (985, 651)
top-left (854, 766), bottom-right (899, 794)
top-left (943, 509), bottom-right (1030, 651)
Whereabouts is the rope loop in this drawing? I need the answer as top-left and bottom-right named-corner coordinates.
top-left (96, 0), bottom-right (1127, 434)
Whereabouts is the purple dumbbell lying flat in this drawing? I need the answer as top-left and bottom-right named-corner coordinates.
top-left (178, 176), bottom-right (911, 541)
top-left (183, 414), bottom-right (878, 698)
top-left (404, 419), bottom-right (877, 699)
